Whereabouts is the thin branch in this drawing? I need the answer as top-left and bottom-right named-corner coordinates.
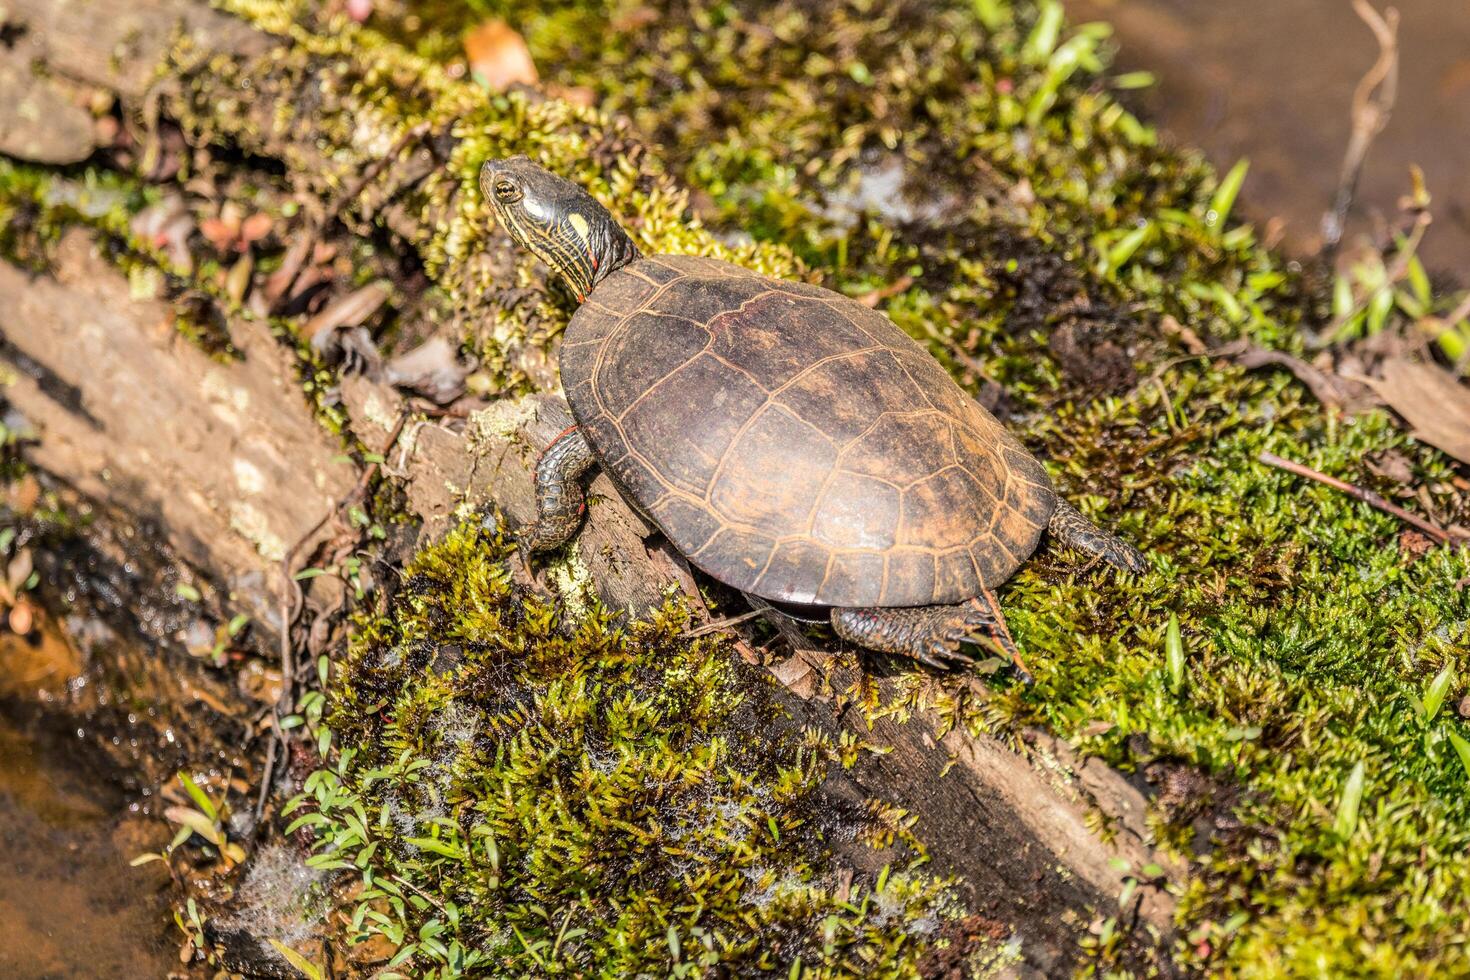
top-left (1321, 0), bottom-right (1399, 253)
top-left (1257, 450), bottom-right (1462, 546)
top-left (683, 608), bottom-right (766, 638)
top-left (255, 409), bottom-right (410, 823)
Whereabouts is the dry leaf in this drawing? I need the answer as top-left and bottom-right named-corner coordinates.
top-left (1369, 357), bottom-right (1470, 465)
top-left (7, 547), bottom-right (32, 596)
top-left (304, 282), bottom-right (390, 340)
top-left (464, 20), bottom-right (538, 92)
top-left (1365, 449), bottom-right (1415, 485)
top-left (8, 602), bottom-right (33, 636)
top-left (385, 337), bottom-right (475, 405)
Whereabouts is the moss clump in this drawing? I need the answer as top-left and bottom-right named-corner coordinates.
top-left (285, 522), bottom-right (954, 977)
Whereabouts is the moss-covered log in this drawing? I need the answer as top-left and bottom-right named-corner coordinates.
top-left (7, 0), bottom-right (1470, 975)
top-left (0, 0), bottom-right (1179, 974)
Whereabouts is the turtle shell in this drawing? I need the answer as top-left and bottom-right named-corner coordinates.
top-left (561, 254), bottom-right (1056, 608)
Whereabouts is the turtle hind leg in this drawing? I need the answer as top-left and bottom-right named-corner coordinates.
top-left (1047, 498), bottom-right (1149, 574)
top-left (521, 425), bottom-right (598, 554)
top-left (831, 590), bottom-right (1032, 682)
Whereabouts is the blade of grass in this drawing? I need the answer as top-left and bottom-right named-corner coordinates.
top-left (1165, 613), bottom-right (1185, 695)
top-left (1206, 159), bottom-right (1250, 240)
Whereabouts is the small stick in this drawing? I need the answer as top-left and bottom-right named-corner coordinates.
top-left (256, 410), bottom-right (410, 822)
top-left (1321, 0), bottom-right (1399, 253)
top-left (683, 608), bottom-right (766, 638)
top-left (1257, 451), bottom-right (1461, 546)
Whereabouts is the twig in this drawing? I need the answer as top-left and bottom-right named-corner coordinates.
top-left (683, 608), bottom-right (766, 638)
top-left (255, 410), bottom-right (410, 823)
top-left (252, 731), bottom-right (278, 829)
top-left (1321, 0), bottom-right (1399, 253)
top-left (918, 318), bottom-right (994, 381)
top-left (1257, 450), bottom-right (1461, 546)
top-left (855, 274), bottom-right (915, 308)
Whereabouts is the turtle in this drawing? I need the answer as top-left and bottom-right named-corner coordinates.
top-left (482, 156), bottom-right (1147, 675)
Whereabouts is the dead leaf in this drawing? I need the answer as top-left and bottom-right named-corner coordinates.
top-left (546, 83), bottom-right (597, 108)
top-left (385, 337), bottom-right (475, 405)
top-left (7, 548), bottom-right (32, 596)
top-left (6, 474), bottom-right (40, 514)
top-left (1365, 449), bottom-right (1415, 486)
top-left (304, 282), bottom-right (390, 340)
top-left (464, 21), bottom-right (538, 92)
top-left (1160, 314), bottom-right (1206, 355)
top-left (131, 195), bottom-right (196, 274)
top-left (1369, 357), bottom-right (1470, 465)
top-left (1399, 528), bottom-right (1436, 561)
top-left (7, 602), bottom-right (33, 636)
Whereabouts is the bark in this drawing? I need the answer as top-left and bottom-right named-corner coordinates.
top-left (0, 0), bottom-right (1179, 967)
top-left (0, 229), bottom-right (358, 630)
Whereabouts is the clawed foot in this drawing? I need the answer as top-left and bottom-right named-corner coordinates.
top-left (937, 603), bottom-right (1034, 685)
top-left (830, 600), bottom-right (1034, 683)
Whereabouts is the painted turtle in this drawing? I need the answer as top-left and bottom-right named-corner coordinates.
top-left (483, 156), bottom-right (1147, 674)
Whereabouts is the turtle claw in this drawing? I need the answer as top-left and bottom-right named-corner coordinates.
top-left (831, 604), bottom-right (1028, 677)
top-left (955, 633), bottom-right (1034, 685)
top-left (920, 634), bottom-right (976, 670)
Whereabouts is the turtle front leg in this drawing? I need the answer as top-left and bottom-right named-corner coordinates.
top-left (522, 425), bottom-right (598, 554)
top-left (831, 589), bottom-right (1032, 682)
top-left (1047, 499), bottom-right (1149, 574)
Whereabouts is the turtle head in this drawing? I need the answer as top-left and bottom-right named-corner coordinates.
top-left (481, 156), bottom-right (641, 301)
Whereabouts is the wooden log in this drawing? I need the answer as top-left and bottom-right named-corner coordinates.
top-left (0, 230), bottom-right (358, 629)
top-left (0, 0), bottom-right (1180, 966)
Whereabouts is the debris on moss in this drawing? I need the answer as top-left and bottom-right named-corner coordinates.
top-left (284, 522), bottom-right (955, 977)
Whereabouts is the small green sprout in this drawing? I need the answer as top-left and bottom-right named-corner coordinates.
top-left (1333, 761), bottom-right (1367, 841)
top-left (137, 772), bottom-right (246, 869)
top-left (1165, 613), bottom-right (1186, 695)
top-left (267, 941), bottom-right (326, 980)
top-left (1205, 159), bottom-right (1250, 241)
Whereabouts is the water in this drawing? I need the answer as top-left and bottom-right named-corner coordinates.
top-left (0, 628), bottom-right (176, 978)
top-left (1069, 0), bottom-right (1470, 272)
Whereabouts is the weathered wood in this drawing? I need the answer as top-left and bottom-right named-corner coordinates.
top-left (7, 0), bottom-right (267, 101)
top-left (0, 230), bottom-right (357, 629)
top-left (0, 52), bottom-right (97, 163)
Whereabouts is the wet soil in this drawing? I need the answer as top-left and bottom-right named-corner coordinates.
top-left (1068, 0), bottom-right (1470, 271)
top-left (0, 630), bottom-right (175, 979)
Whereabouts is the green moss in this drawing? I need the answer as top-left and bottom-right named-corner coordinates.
top-left (9, 0), bottom-right (1470, 972)
top-left (285, 523), bottom-right (953, 976)
top-left (371, 0), bottom-right (1470, 973)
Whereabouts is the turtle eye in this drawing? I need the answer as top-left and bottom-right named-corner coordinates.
top-left (494, 179), bottom-right (521, 204)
